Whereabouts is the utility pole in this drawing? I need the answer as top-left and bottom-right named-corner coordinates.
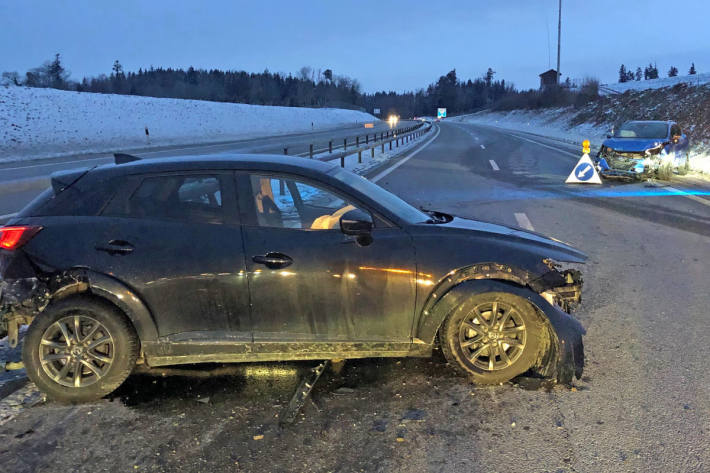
top-left (556, 0), bottom-right (562, 84)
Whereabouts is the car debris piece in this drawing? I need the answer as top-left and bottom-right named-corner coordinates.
top-left (279, 360), bottom-right (329, 426)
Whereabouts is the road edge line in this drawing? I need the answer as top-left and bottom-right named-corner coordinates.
top-left (370, 124), bottom-right (441, 182)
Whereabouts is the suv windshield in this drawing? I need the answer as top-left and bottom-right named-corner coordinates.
top-left (329, 168), bottom-right (429, 224)
top-left (614, 122), bottom-right (668, 139)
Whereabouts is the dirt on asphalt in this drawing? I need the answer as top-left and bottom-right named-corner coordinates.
top-left (0, 353), bottom-right (585, 473)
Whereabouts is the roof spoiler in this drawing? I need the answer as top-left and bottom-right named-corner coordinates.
top-left (114, 153), bottom-right (141, 165)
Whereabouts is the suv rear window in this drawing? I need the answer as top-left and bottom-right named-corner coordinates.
top-left (18, 175), bottom-right (119, 217)
top-left (104, 174), bottom-right (225, 223)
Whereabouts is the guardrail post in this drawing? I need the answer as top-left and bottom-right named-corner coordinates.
top-left (365, 134), bottom-right (369, 144)
top-left (389, 141), bottom-right (392, 150)
top-left (340, 155), bottom-right (345, 168)
top-left (356, 136), bottom-right (359, 147)
top-left (309, 144), bottom-right (313, 158)
top-left (381, 142), bottom-right (385, 153)
top-left (284, 147), bottom-right (288, 155)
top-left (329, 141), bottom-right (332, 153)
top-left (371, 147), bottom-right (375, 159)
top-left (358, 150), bottom-right (362, 163)
top-left (344, 138), bottom-right (347, 151)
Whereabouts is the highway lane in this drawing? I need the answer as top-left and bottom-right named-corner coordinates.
top-left (370, 121), bottom-right (710, 472)
top-left (0, 119), bottom-right (415, 217)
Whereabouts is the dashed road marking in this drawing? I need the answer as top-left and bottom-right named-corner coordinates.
top-left (480, 144), bottom-right (486, 150)
top-left (489, 160), bottom-right (500, 171)
top-left (514, 212), bottom-right (535, 231)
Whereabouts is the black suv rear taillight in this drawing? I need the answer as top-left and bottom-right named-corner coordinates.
top-left (0, 226), bottom-right (42, 250)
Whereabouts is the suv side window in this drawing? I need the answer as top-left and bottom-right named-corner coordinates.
top-left (248, 174), bottom-right (363, 230)
top-left (104, 174), bottom-right (225, 223)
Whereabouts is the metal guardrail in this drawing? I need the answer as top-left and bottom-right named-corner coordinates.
top-left (283, 121), bottom-right (432, 167)
top-left (282, 121), bottom-right (427, 157)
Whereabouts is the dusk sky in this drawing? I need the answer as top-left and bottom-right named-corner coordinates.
top-left (2, 0), bottom-right (708, 92)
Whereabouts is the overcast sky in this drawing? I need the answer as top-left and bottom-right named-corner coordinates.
top-left (1, 0), bottom-right (708, 92)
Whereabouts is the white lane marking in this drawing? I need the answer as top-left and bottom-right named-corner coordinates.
top-left (489, 159), bottom-right (500, 171)
top-left (371, 125), bottom-right (441, 183)
top-left (480, 144), bottom-right (486, 149)
top-left (505, 132), bottom-right (579, 158)
top-left (665, 186), bottom-right (710, 208)
top-left (0, 212), bottom-right (18, 220)
top-left (514, 212), bottom-right (535, 231)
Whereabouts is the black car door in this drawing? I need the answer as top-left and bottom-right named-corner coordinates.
top-left (93, 171), bottom-right (251, 341)
top-left (238, 172), bottom-right (417, 350)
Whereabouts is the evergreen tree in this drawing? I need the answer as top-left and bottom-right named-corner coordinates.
top-left (668, 66), bottom-right (678, 77)
top-left (689, 63), bottom-right (696, 75)
top-left (48, 53), bottom-right (69, 88)
top-left (635, 67), bottom-right (642, 81)
top-left (485, 68), bottom-right (495, 87)
top-left (618, 64), bottom-right (628, 83)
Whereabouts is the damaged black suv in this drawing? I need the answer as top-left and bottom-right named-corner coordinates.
top-left (0, 154), bottom-right (586, 402)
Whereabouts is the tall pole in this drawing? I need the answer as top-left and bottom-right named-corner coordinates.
top-left (556, 0), bottom-right (562, 84)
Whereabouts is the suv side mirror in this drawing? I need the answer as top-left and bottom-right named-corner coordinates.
top-left (340, 208), bottom-right (373, 236)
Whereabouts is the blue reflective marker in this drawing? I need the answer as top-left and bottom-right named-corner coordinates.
top-left (574, 162), bottom-right (594, 181)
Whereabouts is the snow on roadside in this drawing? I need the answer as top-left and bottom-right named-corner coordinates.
top-left (452, 109), bottom-right (608, 147)
top-left (0, 86), bottom-right (377, 163)
top-left (600, 72), bottom-right (710, 95)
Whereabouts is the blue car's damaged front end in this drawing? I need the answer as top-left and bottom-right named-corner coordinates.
top-left (595, 120), bottom-right (689, 179)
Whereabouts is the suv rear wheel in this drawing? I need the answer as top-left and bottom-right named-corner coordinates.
top-left (23, 296), bottom-right (139, 403)
top-left (440, 292), bottom-right (544, 385)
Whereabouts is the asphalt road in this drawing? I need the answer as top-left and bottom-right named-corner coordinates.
top-left (0, 119), bottom-right (414, 217)
top-left (1, 121), bottom-right (709, 472)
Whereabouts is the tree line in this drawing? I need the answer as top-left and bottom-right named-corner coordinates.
top-left (3, 54), bottom-right (602, 117)
top-left (618, 62), bottom-right (696, 83)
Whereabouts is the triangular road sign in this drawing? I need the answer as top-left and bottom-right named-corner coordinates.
top-left (566, 153), bottom-right (602, 184)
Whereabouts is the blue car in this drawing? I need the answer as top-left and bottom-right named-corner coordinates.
top-left (595, 120), bottom-right (690, 179)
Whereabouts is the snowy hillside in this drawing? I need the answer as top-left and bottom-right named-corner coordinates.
top-left (0, 86), bottom-right (377, 162)
top-left (600, 72), bottom-right (710, 95)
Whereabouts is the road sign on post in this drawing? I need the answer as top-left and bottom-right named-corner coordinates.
top-left (437, 108), bottom-right (447, 119)
top-left (373, 108), bottom-right (381, 115)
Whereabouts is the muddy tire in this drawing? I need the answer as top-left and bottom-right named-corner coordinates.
top-left (22, 296), bottom-right (139, 403)
top-left (440, 292), bottom-right (544, 385)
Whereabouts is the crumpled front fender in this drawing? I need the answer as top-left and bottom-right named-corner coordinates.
top-left (418, 279), bottom-right (585, 384)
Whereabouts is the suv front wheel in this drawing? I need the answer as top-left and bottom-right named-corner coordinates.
top-left (440, 292), bottom-right (544, 385)
top-left (23, 296), bottom-right (139, 403)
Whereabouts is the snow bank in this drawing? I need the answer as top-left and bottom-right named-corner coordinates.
top-left (0, 86), bottom-right (377, 162)
top-left (453, 109), bottom-right (608, 147)
top-left (600, 72), bottom-right (710, 95)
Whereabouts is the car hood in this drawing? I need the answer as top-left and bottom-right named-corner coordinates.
top-left (603, 137), bottom-right (666, 152)
top-left (422, 217), bottom-right (587, 263)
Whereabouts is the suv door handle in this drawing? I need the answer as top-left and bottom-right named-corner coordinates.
top-left (252, 252), bottom-right (293, 269)
top-left (95, 240), bottom-right (134, 256)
